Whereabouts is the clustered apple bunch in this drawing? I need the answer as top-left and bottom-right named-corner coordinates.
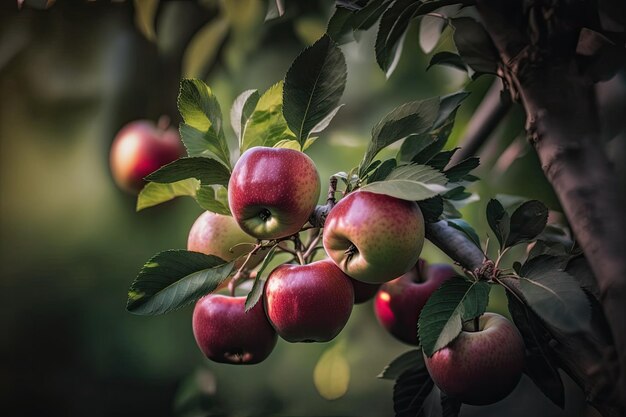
top-left (125, 35), bottom-right (595, 415)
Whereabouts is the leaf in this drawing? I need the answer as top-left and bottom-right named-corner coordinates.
top-left (314, 343), bottom-right (350, 400)
top-left (361, 97), bottom-right (440, 175)
top-left (451, 17), bottom-right (498, 75)
top-left (506, 291), bottom-right (565, 408)
top-left (242, 81), bottom-right (296, 151)
top-left (137, 179), bottom-right (199, 211)
top-left (410, 120), bottom-right (454, 164)
top-left (283, 35), bottom-right (347, 146)
top-left (230, 89), bottom-right (260, 145)
top-left (434, 91), bottom-right (469, 129)
top-left (195, 186), bottom-right (231, 215)
top-left (486, 199), bottom-right (509, 249)
top-left (441, 393), bottom-right (462, 417)
top-left (133, 0), bottom-right (158, 42)
top-left (178, 79), bottom-right (231, 168)
top-left (519, 255), bottom-right (591, 333)
top-left (265, 0), bottom-right (285, 21)
top-left (506, 200), bottom-right (548, 247)
top-left (446, 219), bottom-right (481, 248)
top-left (443, 186), bottom-right (472, 201)
top-left (378, 350), bottom-right (424, 380)
top-left (419, 14), bottom-right (447, 54)
top-left (127, 250), bottom-right (234, 315)
top-left (393, 367), bottom-right (434, 417)
top-left (145, 157), bottom-right (231, 187)
top-left (351, 0), bottom-right (393, 32)
top-left (375, 0), bottom-right (420, 77)
top-left (368, 158), bottom-right (397, 183)
top-left (326, 6), bottom-right (356, 44)
top-left (272, 137), bottom-right (317, 151)
top-left (427, 51), bottom-right (468, 72)
top-left (418, 196), bottom-right (444, 223)
top-left (182, 16), bottom-right (229, 78)
top-left (426, 149), bottom-right (458, 170)
top-left (360, 180), bottom-right (446, 202)
top-left (244, 246), bottom-right (278, 311)
top-left (310, 104), bottom-right (344, 135)
top-left (443, 157), bottom-right (480, 182)
top-left (419, 278), bottom-right (490, 356)
top-left (386, 164), bottom-right (448, 185)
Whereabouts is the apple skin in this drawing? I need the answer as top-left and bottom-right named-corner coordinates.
top-left (375, 261), bottom-right (456, 345)
top-left (424, 312), bottom-right (525, 405)
top-left (228, 147), bottom-right (321, 239)
top-left (323, 191), bottom-right (425, 284)
top-left (192, 294), bottom-right (277, 365)
top-left (349, 277), bottom-right (381, 304)
top-left (264, 259), bottom-right (354, 343)
top-left (188, 211), bottom-right (259, 267)
top-left (109, 119), bottom-right (184, 193)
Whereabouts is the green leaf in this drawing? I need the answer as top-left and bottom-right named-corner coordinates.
top-left (244, 246), bottom-right (278, 311)
top-left (434, 91), bottom-right (470, 129)
top-left (386, 164), bottom-right (448, 185)
top-left (393, 366), bottom-right (434, 417)
top-left (265, 0), bottom-right (285, 21)
top-left (242, 81), bottom-right (296, 151)
top-left (145, 157), bottom-right (231, 187)
top-left (326, 6), bottom-right (356, 44)
top-left (195, 185), bottom-right (231, 215)
top-left (273, 136), bottom-right (317, 151)
top-left (411, 119), bottom-right (454, 164)
top-left (446, 219), bottom-right (481, 249)
top-left (419, 14), bottom-right (447, 54)
top-left (367, 158), bottom-right (397, 183)
top-left (427, 51), bottom-right (467, 72)
top-left (451, 17), bottom-right (498, 75)
top-left (361, 97), bottom-right (440, 175)
top-left (314, 343), bottom-right (350, 400)
top-left (519, 255), bottom-right (591, 333)
top-left (419, 278), bottom-right (490, 356)
top-left (486, 199), bottom-right (509, 249)
top-left (137, 179), bottom-right (199, 211)
top-left (360, 180), bottom-right (446, 202)
top-left (178, 79), bottom-right (231, 168)
top-left (230, 89), bottom-right (260, 145)
top-left (351, 0), bottom-right (393, 32)
top-left (310, 104), bottom-right (344, 135)
top-left (418, 196), bottom-right (444, 223)
top-left (506, 200), bottom-right (548, 247)
top-left (283, 34), bottom-right (347, 146)
top-left (375, 0), bottom-right (419, 77)
top-left (133, 0), bottom-right (158, 42)
top-left (444, 157), bottom-right (480, 182)
top-left (426, 149), bottom-right (458, 170)
top-left (127, 250), bottom-right (234, 315)
top-left (443, 186), bottom-right (472, 201)
top-left (378, 350), bottom-right (424, 380)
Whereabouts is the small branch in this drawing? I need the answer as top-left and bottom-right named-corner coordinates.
top-left (309, 176), bottom-right (338, 228)
top-left (449, 78), bottom-right (512, 165)
top-left (302, 229), bottom-right (322, 263)
top-left (424, 221), bottom-right (486, 272)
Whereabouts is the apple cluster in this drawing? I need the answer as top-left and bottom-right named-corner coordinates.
top-left (186, 146), bottom-right (524, 405)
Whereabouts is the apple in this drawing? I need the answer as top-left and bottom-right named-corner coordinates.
top-left (109, 118), bottom-right (184, 193)
top-left (349, 277), bottom-right (381, 304)
top-left (192, 294), bottom-right (277, 365)
top-left (375, 260), bottom-right (456, 345)
top-left (228, 147), bottom-right (321, 239)
top-left (188, 211), bottom-right (259, 267)
top-left (424, 312), bottom-right (525, 405)
top-left (264, 259), bottom-right (354, 342)
top-left (323, 191), bottom-right (425, 284)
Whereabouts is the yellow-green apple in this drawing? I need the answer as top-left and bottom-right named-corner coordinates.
top-left (424, 313), bottom-right (525, 405)
top-left (228, 147), bottom-right (321, 239)
top-left (188, 211), bottom-right (259, 267)
top-left (264, 259), bottom-right (354, 342)
top-left (323, 191), bottom-right (425, 283)
top-left (109, 119), bottom-right (184, 193)
top-left (375, 260), bottom-right (456, 344)
top-left (192, 294), bottom-right (277, 364)
top-left (349, 277), bottom-right (381, 304)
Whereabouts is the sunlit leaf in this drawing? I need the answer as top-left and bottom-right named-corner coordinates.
top-left (145, 157), bottom-right (231, 186)
top-left (314, 343), bottom-right (350, 400)
top-left (137, 179), bottom-right (199, 211)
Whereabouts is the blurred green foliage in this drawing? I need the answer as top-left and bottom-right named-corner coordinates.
top-left (2, 1), bottom-right (620, 416)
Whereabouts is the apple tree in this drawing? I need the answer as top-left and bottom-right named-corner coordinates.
top-left (124, 1), bottom-right (625, 416)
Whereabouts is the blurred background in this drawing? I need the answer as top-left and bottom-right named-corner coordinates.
top-left (1, 1), bottom-right (624, 416)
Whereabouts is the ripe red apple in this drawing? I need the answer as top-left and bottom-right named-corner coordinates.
top-left (375, 260), bottom-right (456, 345)
top-left (109, 118), bottom-right (184, 193)
top-left (188, 211), bottom-right (259, 267)
top-left (228, 147), bottom-right (321, 239)
top-left (264, 259), bottom-right (354, 342)
top-left (323, 191), bottom-right (425, 284)
top-left (349, 277), bottom-right (381, 304)
top-left (192, 294), bottom-right (277, 365)
top-left (424, 313), bottom-right (525, 405)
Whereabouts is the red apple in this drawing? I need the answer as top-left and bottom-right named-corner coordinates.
top-left (228, 147), bottom-right (321, 239)
top-left (323, 191), bottom-right (425, 283)
top-left (188, 211), bottom-right (259, 267)
top-left (349, 277), bottom-right (381, 304)
top-left (375, 260), bottom-right (456, 345)
top-left (264, 259), bottom-right (354, 342)
top-left (192, 294), bottom-right (277, 365)
top-left (109, 118), bottom-right (184, 193)
top-left (424, 313), bottom-right (525, 405)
